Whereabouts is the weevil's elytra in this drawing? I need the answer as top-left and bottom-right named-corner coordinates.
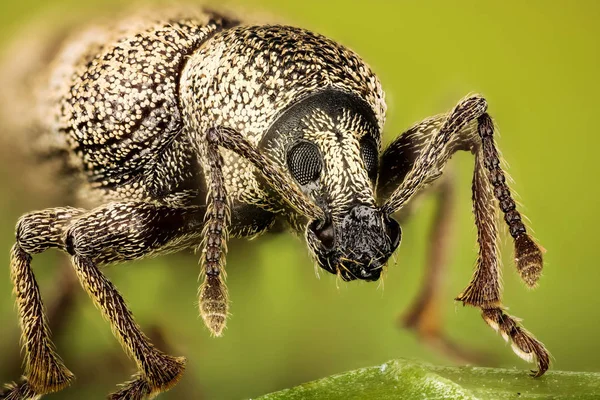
top-left (0, 5), bottom-right (548, 400)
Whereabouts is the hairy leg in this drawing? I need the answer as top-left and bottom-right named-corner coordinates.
top-left (456, 114), bottom-right (549, 376)
top-left (2, 207), bottom-right (84, 400)
top-left (63, 202), bottom-right (208, 399)
top-left (2, 202), bottom-right (206, 399)
top-left (380, 115), bottom-right (487, 363)
top-left (197, 128), bottom-right (232, 337)
top-left (196, 125), bottom-right (326, 334)
top-left (2, 259), bottom-right (198, 399)
top-left (379, 96), bottom-right (548, 375)
top-left (4, 259), bottom-right (78, 381)
top-left (70, 254), bottom-right (185, 400)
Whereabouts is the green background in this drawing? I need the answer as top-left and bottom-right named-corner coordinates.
top-left (0, 1), bottom-right (598, 399)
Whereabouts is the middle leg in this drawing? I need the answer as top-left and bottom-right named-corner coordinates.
top-left (63, 202), bottom-right (206, 399)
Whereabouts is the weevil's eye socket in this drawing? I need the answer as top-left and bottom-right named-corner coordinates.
top-left (384, 216), bottom-right (401, 251)
top-left (287, 141), bottom-right (323, 186)
top-left (360, 137), bottom-right (378, 181)
top-left (309, 219), bottom-right (335, 250)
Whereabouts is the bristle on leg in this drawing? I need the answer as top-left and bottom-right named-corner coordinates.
top-left (1, 379), bottom-right (40, 400)
top-left (109, 374), bottom-right (151, 400)
top-left (482, 307), bottom-right (550, 377)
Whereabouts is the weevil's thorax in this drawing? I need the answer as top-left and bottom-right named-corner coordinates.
top-left (179, 25), bottom-right (386, 213)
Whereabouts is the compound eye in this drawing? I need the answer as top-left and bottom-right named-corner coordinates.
top-left (287, 141), bottom-right (323, 186)
top-left (360, 137), bottom-right (379, 180)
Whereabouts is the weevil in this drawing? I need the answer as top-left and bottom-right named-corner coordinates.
top-left (0, 5), bottom-right (549, 400)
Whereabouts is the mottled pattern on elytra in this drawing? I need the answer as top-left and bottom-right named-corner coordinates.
top-left (49, 10), bottom-right (236, 204)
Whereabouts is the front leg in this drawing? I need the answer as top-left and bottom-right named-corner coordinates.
top-left (379, 95), bottom-right (549, 376)
top-left (380, 118), bottom-right (489, 364)
top-left (197, 128), bottom-right (231, 337)
top-left (195, 125), bottom-right (328, 335)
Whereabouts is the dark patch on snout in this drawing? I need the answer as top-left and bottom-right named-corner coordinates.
top-left (310, 205), bottom-right (401, 281)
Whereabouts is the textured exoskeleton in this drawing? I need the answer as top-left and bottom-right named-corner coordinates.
top-left (0, 6), bottom-right (548, 400)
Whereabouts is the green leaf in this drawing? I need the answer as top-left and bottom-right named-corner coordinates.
top-left (255, 359), bottom-right (600, 399)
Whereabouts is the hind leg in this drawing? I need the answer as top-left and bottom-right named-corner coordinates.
top-left (2, 207), bottom-right (84, 399)
top-left (3, 201), bottom-right (206, 399)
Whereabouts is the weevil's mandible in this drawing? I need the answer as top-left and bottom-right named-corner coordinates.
top-left (0, 6), bottom-right (548, 399)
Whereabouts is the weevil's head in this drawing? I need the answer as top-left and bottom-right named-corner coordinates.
top-left (261, 89), bottom-right (401, 281)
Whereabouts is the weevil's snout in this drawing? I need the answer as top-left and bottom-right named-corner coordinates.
top-left (309, 206), bottom-right (401, 281)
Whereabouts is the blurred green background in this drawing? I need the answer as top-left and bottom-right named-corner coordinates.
top-left (0, 1), bottom-right (598, 399)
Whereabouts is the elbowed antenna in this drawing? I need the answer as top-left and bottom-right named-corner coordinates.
top-left (207, 127), bottom-right (326, 222)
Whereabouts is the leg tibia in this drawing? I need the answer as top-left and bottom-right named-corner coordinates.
top-left (59, 201), bottom-right (206, 397)
top-left (70, 255), bottom-right (186, 391)
top-left (455, 152), bottom-right (501, 307)
top-left (7, 200), bottom-right (201, 398)
top-left (10, 245), bottom-right (74, 395)
top-left (4, 208), bottom-right (84, 396)
top-left (143, 354), bottom-right (187, 391)
top-left (402, 177), bottom-right (454, 337)
top-left (107, 354), bottom-right (186, 400)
